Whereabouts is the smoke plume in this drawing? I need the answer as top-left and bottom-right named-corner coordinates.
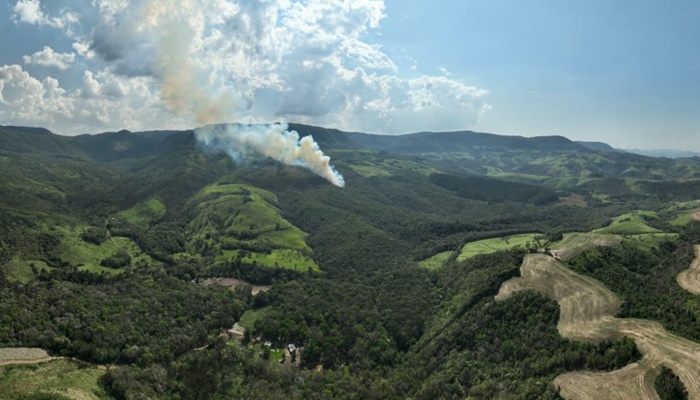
top-left (136, 1), bottom-right (344, 187)
top-left (195, 123), bottom-right (345, 188)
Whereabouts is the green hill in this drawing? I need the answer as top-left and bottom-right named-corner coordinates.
top-left (1, 124), bottom-right (700, 399)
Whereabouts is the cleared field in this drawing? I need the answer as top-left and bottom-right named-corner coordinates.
top-left (457, 233), bottom-right (541, 262)
top-left (496, 254), bottom-right (621, 341)
top-left (678, 245), bottom-right (700, 298)
top-left (239, 307), bottom-right (273, 331)
top-left (497, 244), bottom-right (700, 399)
top-left (54, 225), bottom-right (153, 273)
top-left (0, 359), bottom-right (107, 400)
top-left (418, 251), bottom-right (452, 270)
top-left (201, 277), bottom-right (270, 295)
top-left (555, 359), bottom-right (660, 400)
top-left (550, 233), bottom-right (622, 261)
top-left (0, 348), bottom-right (50, 364)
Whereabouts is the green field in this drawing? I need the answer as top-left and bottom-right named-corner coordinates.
top-left (2, 258), bottom-right (51, 283)
top-left (239, 307), bottom-right (272, 331)
top-left (457, 233), bottom-right (541, 262)
top-left (593, 211), bottom-right (661, 235)
top-left (2, 223), bottom-right (153, 281)
top-left (189, 183), bottom-right (320, 271)
top-left (114, 197), bottom-right (166, 227)
top-left (0, 360), bottom-right (107, 400)
top-left (54, 225), bottom-right (153, 274)
top-left (348, 157), bottom-right (439, 178)
top-left (418, 251), bottom-right (452, 270)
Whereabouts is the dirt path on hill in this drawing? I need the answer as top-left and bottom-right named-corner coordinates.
top-left (497, 252), bottom-right (700, 400)
top-left (677, 245), bottom-right (700, 296)
top-left (0, 348), bottom-right (112, 371)
top-left (0, 348), bottom-right (59, 367)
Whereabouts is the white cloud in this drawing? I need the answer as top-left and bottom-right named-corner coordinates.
top-left (12, 0), bottom-right (80, 30)
top-left (12, 0), bottom-right (45, 25)
top-left (23, 46), bottom-right (76, 70)
top-left (3, 0), bottom-right (491, 134)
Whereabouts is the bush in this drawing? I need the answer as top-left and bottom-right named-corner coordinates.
top-left (101, 249), bottom-right (132, 269)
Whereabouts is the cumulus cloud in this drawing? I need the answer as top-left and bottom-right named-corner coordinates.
top-left (23, 46), bottom-right (76, 70)
top-left (12, 0), bottom-right (80, 30)
top-left (4, 0), bottom-right (491, 135)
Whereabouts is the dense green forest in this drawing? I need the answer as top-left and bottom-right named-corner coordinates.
top-left (2, 124), bottom-right (700, 399)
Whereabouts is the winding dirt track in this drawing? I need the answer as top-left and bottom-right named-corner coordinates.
top-left (677, 245), bottom-right (700, 296)
top-left (497, 252), bottom-right (700, 400)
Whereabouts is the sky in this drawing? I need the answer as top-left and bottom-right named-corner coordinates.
top-left (0, 0), bottom-right (698, 151)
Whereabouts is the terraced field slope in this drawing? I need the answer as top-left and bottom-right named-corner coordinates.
top-left (497, 239), bottom-right (700, 400)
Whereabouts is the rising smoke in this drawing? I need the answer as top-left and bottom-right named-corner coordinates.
top-left (195, 123), bottom-right (345, 188)
top-left (140, 0), bottom-right (344, 187)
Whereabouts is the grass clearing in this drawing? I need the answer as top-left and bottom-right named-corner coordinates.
top-left (418, 251), bottom-right (452, 270)
top-left (0, 348), bottom-right (50, 363)
top-left (239, 307), bottom-right (272, 331)
top-left (593, 211), bottom-right (660, 235)
top-left (0, 359), bottom-right (107, 400)
top-left (189, 183), bottom-right (320, 271)
top-left (222, 249), bottom-right (320, 272)
top-left (53, 225), bottom-right (153, 273)
top-left (457, 233), bottom-right (541, 262)
top-left (114, 197), bottom-right (166, 227)
top-left (1, 258), bottom-right (51, 283)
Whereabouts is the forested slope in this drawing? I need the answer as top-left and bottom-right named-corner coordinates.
top-left (1, 125), bottom-right (700, 399)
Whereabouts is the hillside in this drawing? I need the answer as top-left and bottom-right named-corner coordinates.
top-left (1, 124), bottom-right (700, 399)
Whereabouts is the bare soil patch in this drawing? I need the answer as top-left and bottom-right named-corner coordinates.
top-left (557, 193), bottom-right (588, 208)
top-left (201, 277), bottom-right (270, 295)
top-left (677, 245), bottom-right (700, 296)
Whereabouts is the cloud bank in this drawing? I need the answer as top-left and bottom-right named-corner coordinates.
top-left (1, 0), bottom-right (491, 135)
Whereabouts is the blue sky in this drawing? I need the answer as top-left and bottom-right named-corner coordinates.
top-left (0, 0), bottom-right (698, 151)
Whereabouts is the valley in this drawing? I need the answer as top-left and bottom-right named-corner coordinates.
top-left (1, 124), bottom-right (700, 399)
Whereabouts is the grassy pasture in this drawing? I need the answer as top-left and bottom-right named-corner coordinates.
top-left (593, 211), bottom-right (660, 235)
top-left (457, 233), bottom-right (541, 262)
top-left (0, 360), bottom-right (107, 400)
top-left (190, 183), bottom-right (320, 271)
top-left (114, 197), bottom-right (166, 227)
top-left (54, 225), bottom-right (153, 273)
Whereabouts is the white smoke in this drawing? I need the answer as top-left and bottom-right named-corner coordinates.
top-left (195, 123), bottom-right (345, 188)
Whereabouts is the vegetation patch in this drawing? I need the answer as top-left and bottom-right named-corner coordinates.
top-left (550, 232), bottom-right (622, 261)
top-left (0, 348), bottom-right (50, 363)
top-left (54, 225), bottom-right (153, 273)
top-left (0, 360), bottom-right (107, 400)
top-left (418, 251), bottom-right (452, 270)
top-left (113, 197), bottom-right (166, 228)
top-left (593, 211), bottom-right (661, 235)
top-left (187, 183), bottom-right (320, 272)
top-left (457, 233), bottom-right (541, 261)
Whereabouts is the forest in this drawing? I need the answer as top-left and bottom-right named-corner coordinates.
top-left (1, 124), bottom-right (700, 399)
